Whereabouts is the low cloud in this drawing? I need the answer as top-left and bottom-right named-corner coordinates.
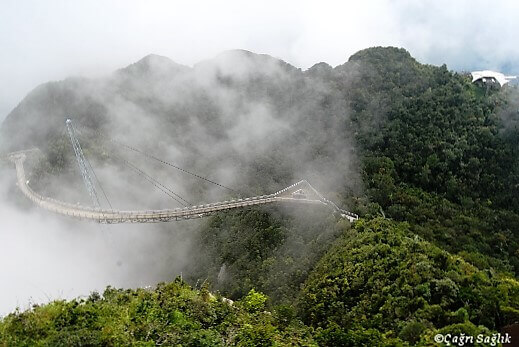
top-left (2, 0), bottom-right (519, 120)
top-left (0, 166), bottom-right (196, 316)
top-left (0, 48), bottom-right (362, 315)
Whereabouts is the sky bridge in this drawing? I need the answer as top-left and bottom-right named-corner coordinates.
top-left (6, 151), bottom-right (358, 223)
top-left (2, 119), bottom-right (358, 224)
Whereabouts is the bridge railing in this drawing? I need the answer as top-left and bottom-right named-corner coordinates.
top-left (9, 152), bottom-right (358, 223)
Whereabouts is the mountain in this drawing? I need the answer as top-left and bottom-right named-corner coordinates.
top-left (0, 48), bottom-right (359, 199)
top-left (2, 47), bottom-right (519, 345)
top-left (117, 54), bottom-right (190, 77)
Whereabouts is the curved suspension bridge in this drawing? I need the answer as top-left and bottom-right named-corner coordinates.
top-left (2, 120), bottom-right (358, 224)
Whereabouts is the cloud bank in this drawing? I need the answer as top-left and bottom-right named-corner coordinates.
top-left (1, 0), bottom-right (519, 120)
top-left (0, 165), bottom-right (196, 316)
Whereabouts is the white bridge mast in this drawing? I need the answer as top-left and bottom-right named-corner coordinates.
top-left (65, 118), bottom-right (101, 209)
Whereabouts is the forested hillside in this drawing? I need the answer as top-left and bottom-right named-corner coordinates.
top-left (1, 47), bottom-right (519, 345)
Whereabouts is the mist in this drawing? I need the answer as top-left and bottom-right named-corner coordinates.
top-left (2, 0), bottom-right (519, 122)
top-left (0, 165), bottom-right (201, 316)
top-left (0, 47), bottom-right (367, 316)
top-left (2, 0), bottom-right (517, 319)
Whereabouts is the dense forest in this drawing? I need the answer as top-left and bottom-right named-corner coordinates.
top-left (1, 47), bottom-right (519, 345)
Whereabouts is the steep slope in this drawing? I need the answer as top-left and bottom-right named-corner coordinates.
top-left (1, 47), bottom-right (519, 346)
top-left (0, 49), bottom-right (360, 203)
top-left (189, 47), bottom-right (519, 307)
top-left (341, 47), bottom-right (519, 273)
top-left (300, 218), bottom-right (519, 345)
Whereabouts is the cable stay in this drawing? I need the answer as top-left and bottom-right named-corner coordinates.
top-left (111, 140), bottom-right (239, 195)
top-left (65, 119), bottom-right (112, 210)
top-left (72, 121), bottom-right (239, 195)
top-left (72, 124), bottom-right (191, 207)
top-left (105, 151), bottom-right (191, 207)
top-left (84, 154), bottom-right (113, 210)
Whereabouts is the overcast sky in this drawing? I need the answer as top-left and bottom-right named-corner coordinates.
top-left (1, 0), bottom-right (518, 121)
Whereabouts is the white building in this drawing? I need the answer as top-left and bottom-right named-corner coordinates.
top-left (471, 70), bottom-right (517, 87)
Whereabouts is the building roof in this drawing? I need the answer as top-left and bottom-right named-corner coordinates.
top-left (471, 70), bottom-right (517, 87)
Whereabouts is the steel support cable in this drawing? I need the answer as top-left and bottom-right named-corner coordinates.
top-left (106, 151), bottom-right (191, 207)
top-left (66, 120), bottom-right (102, 209)
top-left (69, 124), bottom-right (114, 210)
top-left (115, 156), bottom-right (188, 207)
top-left (75, 125), bottom-right (188, 210)
top-left (84, 155), bottom-right (113, 211)
top-left (111, 140), bottom-right (240, 195)
top-left (73, 122), bottom-right (239, 195)
top-left (75, 133), bottom-right (113, 211)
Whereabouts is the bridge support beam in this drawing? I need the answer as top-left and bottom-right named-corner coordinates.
top-left (7, 150), bottom-right (358, 223)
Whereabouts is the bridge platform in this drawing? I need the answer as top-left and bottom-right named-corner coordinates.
top-left (6, 151), bottom-right (359, 223)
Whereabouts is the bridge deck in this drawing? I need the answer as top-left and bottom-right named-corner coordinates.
top-left (9, 153), bottom-right (357, 223)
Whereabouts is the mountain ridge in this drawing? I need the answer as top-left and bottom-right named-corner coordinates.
top-left (2, 45), bottom-right (519, 345)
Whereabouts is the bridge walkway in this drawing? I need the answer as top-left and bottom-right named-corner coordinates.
top-left (8, 152), bottom-right (358, 223)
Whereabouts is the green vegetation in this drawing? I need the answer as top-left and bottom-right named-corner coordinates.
top-left (347, 48), bottom-right (519, 274)
top-left (300, 218), bottom-right (519, 345)
top-left (187, 207), bottom-right (345, 304)
top-left (0, 280), bottom-right (316, 346)
top-left (2, 47), bottom-right (519, 345)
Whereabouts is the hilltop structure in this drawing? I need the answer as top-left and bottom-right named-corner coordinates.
top-left (471, 70), bottom-right (516, 87)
